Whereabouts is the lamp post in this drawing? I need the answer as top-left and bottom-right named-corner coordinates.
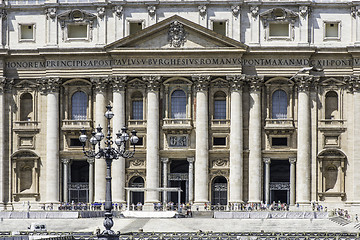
top-left (79, 104), bottom-right (138, 240)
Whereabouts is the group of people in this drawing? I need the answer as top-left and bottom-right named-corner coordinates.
top-left (333, 208), bottom-right (351, 220)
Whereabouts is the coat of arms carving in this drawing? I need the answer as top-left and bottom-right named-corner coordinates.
top-left (168, 21), bottom-right (187, 47)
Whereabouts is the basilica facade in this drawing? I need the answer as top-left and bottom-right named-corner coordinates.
top-left (0, 0), bottom-right (359, 210)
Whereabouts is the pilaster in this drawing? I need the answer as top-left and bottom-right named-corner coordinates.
top-left (263, 158), bottom-right (271, 204)
top-left (45, 7), bottom-right (57, 46)
top-left (289, 157), bottom-right (297, 205)
top-left (187, 157), bottom-right (194, 204)
top-left (161, 158), bottom-right (169, 204)
top-left (231, 6), bottom-right (241, 41)
top-left (298, 6), bottom-right (310, 45)
top-left (249, 6), bottom-right (260, 45)
top-left (62, 159), bottom-right (70, 202)
top-left (0, 77), bottom-right (6, 209)
top-left (96, 7), bottom-right (106, 45)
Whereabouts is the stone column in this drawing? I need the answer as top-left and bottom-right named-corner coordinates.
top-left (263, 158), bottom-right (271, 204)
top-left (161, 158), bottom-right (169, 204)
top-left (193, 75), bottom-right (210, 205)
top-left (91, 77), bottom-right (108, 203)
top-left (228, 75), bottom-right (244, 204)
top-left (249, 6), bottom-right (260, 45)
top-left (144, 76), bottom-right (161, 204)
top-left (41, 77), bottom-right (61, 203)
top-left (87, 158), bottom-right (95, 203)
top-left (45, 8), bottom-right (57, 46)
top-left (248, 76), bottom-right (263, 203)
top-left (0, 78), bottom-right (6, 209)
top-left (112, 76), bottom-right (127, 204)
top-left (62, 159), bottom-right (70, 202)
top-left (187, 157), bottom-right (195, 204)
top-left (295, 76), bottom-right (311, 205)
top-left (289, 157), bottom-right (297, 205)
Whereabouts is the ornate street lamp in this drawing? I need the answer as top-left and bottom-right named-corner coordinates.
top-left (79, 104), bottom-right (139, 240)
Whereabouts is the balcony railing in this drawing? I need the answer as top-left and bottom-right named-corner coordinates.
top-left (13, 121), bottom-right (40, 131)
top-left (61, 120), bottom-right (92, 130)
top-left (128, 119), bottom-right (146, 128)
top-left (7, 0), bottom-right (45, 5)
top-left (162, 118), bottom-right (192, 131)
top-left (211, 119), bottom-right (230, 127)
top-left (319, 119), bottom-right (346, 131)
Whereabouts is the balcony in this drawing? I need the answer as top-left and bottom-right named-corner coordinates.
top-left (162, 118), bottom-right (192, 133)
top-left (61, 120), bottom-right (92, 131)
top-left (13, 121), bottom-right (40, 133)
top-left (128, 119), bottom-right (147, 130)
top-left (211, 119), bottom-right (230, 130)
top-left (318, 119), bottom-right (346, 132)
top-left (264, 118), bottom-right (295, 134)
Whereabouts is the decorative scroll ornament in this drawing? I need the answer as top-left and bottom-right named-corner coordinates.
top-left (168, 21), bottom-right (187, 48)
top-left (198, 5), bottom-right (207, 17)
top-left (143, 76), bottom-right (161, 91)
top-left (45, 8), bottom-right (56, 20)
top-left (299, 6), bottom-right (309, 18)
top-left (192, 75), bottom-right (210, 91)
top-left (351, 6), bottom-right (360, 18)
top-left (231, 5), bottom-right (240, 17)
top-left (37, 77), bottom-right (60, 94)
top-left (131, 159), bottom-right (144, 167)
top-left (295, 76), bottom-right (313, 92)
top-left (91, 76), bottom-right (109, 93)
top-left (111, 75), bottom-right (127, 92)
top-left (97, 7), bottom-right (105, 18)
top-left (263, 158), bottom-right (271, 164)
top-left (250, 6), bottom-right (259, 18)
top-left (114, 5), bottom-right (123, 17)
top-left (247, 75), bottom-right (264, 92)
top-left (148, 5), bottom-right (156, 17)
top-left (289, 157), bottom-right (297, 164)
top-left (227, 75), bottom-right (245, 91)
top-left (213, 159), bottom-right (228, 167)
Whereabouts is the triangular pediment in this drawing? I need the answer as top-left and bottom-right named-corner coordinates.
top-left (106, 15), bottom-right (247, 51)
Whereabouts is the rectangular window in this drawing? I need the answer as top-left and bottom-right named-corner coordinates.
top-left (214, 100), bottom-right (226, 119)
top-left (325, 22), bottom-right (340, 39)
top-left (272, 137), bottom-right (288, 147)
top-left (213, 137), bottom-right (226, 146)
top-left (132, 100), bottom-right (143, 120)
top-left (213, 21), bottom-right (226, 36)
top-left (269, 23), bottom-right (289, 37)
top-left (20, 24), bottom-right (34, 41)
top-left (129, 22), bottom-right (143, 35)
top-left (70, 138), bottom-right (82, 147)
top-left (68, 24), bottom-right (88, 39)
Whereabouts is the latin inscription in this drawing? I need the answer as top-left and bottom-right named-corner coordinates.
top-left (169, 136), bottom-right (187, 147)
top-left (5, 57), bottom-right (360, 69)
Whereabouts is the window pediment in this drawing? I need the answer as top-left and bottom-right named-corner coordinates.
top-left (58, 9), bottom-right (96, 25)
top-left (260, 8), bottom-right (298, 24)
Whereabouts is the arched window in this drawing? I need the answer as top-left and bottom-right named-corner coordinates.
top-left (20, 93), bottom-right (33, 121)
top-left (71, 91), bottom-right (87, 120)
top-left (171, 90), bottom-right (186, 119)
top-left (214, 91), bottom-right (226, 119)
top-left (325, 91), bottom-right (338, 119)
top-left (131, 92), bottom-right (143, 120)
top-left (272, 90), bottom-right (287, 119)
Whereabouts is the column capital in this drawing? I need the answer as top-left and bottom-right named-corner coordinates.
top-left (111, 75), bottom-right (127, 92)
top-left (144, 76), bottom-right (161, 91)
top-left (37, 77), bottom-right (60, 94)
top-left (87, 158), bottom-right (95, 164)
top-left (161, 158), bottom-right (169, 163)
top-left (246, 75), bottom-right (264, 92)
top-left (289, 157), bottom-right (297, 164)
top-left (61, 159), bottom-right (71, 164)
top-left (227, 75), bottom-right (245, 91)
top-left (187, 157), bottom-right (195, 163)
top-left (91, 76), bottom-right (109, 93)
top-left (263, 157), bottom-right (271, 164)
top-left (295, 76), bottom-right (314, 92)
top-left (344, 75), bottom-right (360, 93)
top-left (193, 75), bottom-right (210, 92)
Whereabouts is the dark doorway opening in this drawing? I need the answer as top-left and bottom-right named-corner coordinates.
top-left (211, 176), bottom-right (228, 206)
top-left (269, 160), bottom-right (290, 204)
top-left (129, 176), bottom-right (144, 205)
top-left (69, 160), bottom-right (89, 203)
top-left (168, 160), bottom-right (189, 204)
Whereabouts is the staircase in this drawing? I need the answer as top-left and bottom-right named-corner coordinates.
top-left (329, 216), bottom-right (351, 226)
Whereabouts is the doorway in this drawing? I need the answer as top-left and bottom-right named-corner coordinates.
top-left (69, 160), bottom-right (89, 203)
top-left (168, 160), bottom-right (188, 203)
top-left (129, 176), bottom-right (144, 205)
top-left (269, 160), bottom-right (290, 204)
